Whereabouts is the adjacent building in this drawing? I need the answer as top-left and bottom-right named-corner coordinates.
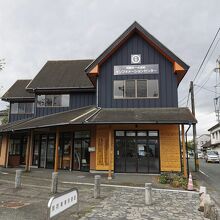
top-left (196, 134), bottom-right (210, 151)
top-left (0, 22), bottom-right (196, 174)
top-left (208, 123), bottom-right (220, 155)
top-left (0, 110), bottom-right (8, 125)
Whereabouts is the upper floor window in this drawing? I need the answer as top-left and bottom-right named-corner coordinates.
top-left (113, 79), bottom-right (159, 99)
top-left (11, 102), bottom-right (34, 114)
top-left (37, 94), bottom-right (70, 107)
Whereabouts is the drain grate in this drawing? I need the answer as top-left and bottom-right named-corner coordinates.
top-left (0, 201), bottom-right (30, 209)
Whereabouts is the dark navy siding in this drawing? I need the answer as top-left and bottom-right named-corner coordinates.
top-left (9, 114), bottom-right (34, 123)
top-left (98, 33), bottom-right (178, 108)
top-left (35, 92), bottom-right (96, 117)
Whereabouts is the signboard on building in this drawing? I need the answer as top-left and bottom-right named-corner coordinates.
top-left (114, 64), bottom-right (159, 75)
top-left (131, 54), bottom-right (141, 64)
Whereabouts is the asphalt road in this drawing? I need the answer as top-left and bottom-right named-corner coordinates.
top-left (196, 159), bottom-right (220, 206)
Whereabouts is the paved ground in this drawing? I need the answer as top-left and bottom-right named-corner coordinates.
top-left (80, 189), bottom-right (203, 220)
top-left (197, 159), bottom-right (220, 206)
top-left (0, 168), bottom-right (206, 220)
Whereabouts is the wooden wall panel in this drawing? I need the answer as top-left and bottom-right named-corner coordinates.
top-left (95, 125), bottom-right (114, 170)
top-left (0, 134), bottom-right (8, 166)
top-left (95, 124), bottom-right (181, 172)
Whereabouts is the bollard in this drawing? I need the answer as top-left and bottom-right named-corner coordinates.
top-left (15, 170), bottom-right (22, 189)
top-left (94, 175), bottom-right (101, 199)
top-left (145, 183), bottom-right (152, 205)
top-left (51, 172), bottom-right (58, 194)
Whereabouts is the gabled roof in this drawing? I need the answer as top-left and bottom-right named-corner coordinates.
top-left (85, 21), bottom-right (189, 84)
top-left (1, 80), bottom-right (35, 101)
top-left (26, 60), bottom-right (95, 92)
top-left (208, 123), bottom-right (220, 131)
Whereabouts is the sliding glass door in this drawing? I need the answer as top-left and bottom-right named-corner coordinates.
top-left (114, 130), bottom-right (160, 173)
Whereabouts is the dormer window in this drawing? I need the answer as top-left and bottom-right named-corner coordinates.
top-left (37, 94), bottom-right (70, 107)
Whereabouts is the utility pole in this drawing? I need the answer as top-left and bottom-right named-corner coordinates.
top-left (190, 81), bottom-right (199, 172)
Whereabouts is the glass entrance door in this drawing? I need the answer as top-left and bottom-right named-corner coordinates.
top-left (114, 130), bottom-right (160, 173)
top-left (39, 134), bottom-right (55, 169)
top-left (73, 131), bottom-right (90, 171)
top-left (40, 135), bottom-right (47, 168)
top-left (46, 135), bottom-right (55, 169)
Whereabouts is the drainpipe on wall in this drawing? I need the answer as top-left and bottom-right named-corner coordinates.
top-left (96, 77), bottom-right (99, 107)
top-left (185, 124), bottom-right (191, 177)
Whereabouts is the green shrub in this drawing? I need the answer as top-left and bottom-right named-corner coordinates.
top-left (159, 173), bottom-right (169, 184)
top-left (158, 173), bottom-right (188, 189)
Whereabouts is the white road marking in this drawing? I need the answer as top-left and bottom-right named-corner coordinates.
top-left (199, 169), bottom-right (209, 178)
top-left (0, 171), bottom-right (8, 175)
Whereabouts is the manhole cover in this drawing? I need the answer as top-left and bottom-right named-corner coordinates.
top-left (0, 201), bottom-right (30, 209)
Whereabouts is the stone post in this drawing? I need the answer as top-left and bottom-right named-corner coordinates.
top-left (94, 175), bottom-right (101, 199)
top-left (145, 183), bottom-right (152, 205)
top-left (15, 170), bottom-right (22, 188)
top-left (51, 172), bottom-right (58, 194)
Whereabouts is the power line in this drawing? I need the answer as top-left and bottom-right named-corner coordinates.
top-left (195, 37), bottom-right (220, 85)
top-left (194, 84), bottom-right (220, 95)
top-left (192, 28), bottom-right (220, 83)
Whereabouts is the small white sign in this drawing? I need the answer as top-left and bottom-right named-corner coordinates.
top-left (48, 188), bottom-right (78, 218)
top-left (131, 54), bottom-right (141, 64)
top-left (88, 147), bottom-right (95, 152)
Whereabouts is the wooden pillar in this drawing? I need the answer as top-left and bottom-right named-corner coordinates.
top-left (181, 124), bottom-right (187, 177)
top-left (108, 126), bottom-right (112, 180)
top-left (28, 130), bottom-right (34, 170)
top-left (25, 130), bottom-right (33, 172)
top-left (25, 134), bottom-right (30, 172)
top-left (54, 127), bottom-right (60, 172)
top-left (4, 134), bottom-right (9, 168)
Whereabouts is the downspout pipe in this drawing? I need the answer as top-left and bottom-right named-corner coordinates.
top-left (185, 123), bottom-right (191, 177)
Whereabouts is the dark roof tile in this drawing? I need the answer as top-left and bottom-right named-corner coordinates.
top-left (1, 80), bottom-right (34, 101)
top-left (27, 60), bottom-right (94, 91)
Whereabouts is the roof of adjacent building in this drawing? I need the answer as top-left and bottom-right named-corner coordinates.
top-left (208, 123), bottom-right (220, 131)
top-left (0, 106), bottom-right (196, 132)
top-left (85, 21), bottom-right (189, 84)
top-left (1, 80), bottom-right (35, 101)
top-left (87, 107), bottom-right (196, 124)
top-left (201, 140), bottom-right (211, 148)
top-left (0, 110), bottom-right (8, 116)
top-left (26, 60), bottom-right (94, 92)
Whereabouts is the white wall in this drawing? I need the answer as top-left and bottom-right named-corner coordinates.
top-left (197, 134), bottom-right (210, 150)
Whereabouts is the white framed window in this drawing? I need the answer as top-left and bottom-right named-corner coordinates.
top-left (147, 80), bottom-right (159, 98)
top-left (37, 94), bottom-right (70, 107)
top-left (113, 81), bottom-right (124, 98)
top-left (113, 79), bottom-right (159, 99)
top-left (11, 103), bottom-right (34, 114)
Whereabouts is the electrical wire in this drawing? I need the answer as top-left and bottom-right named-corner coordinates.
top-left (192, 28), bottom-right (220, 83)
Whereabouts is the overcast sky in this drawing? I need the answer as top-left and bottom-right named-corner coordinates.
top-left (0, 0), bottom-right (220, 137)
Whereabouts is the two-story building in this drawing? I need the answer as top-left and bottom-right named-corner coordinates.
top-left (208, 123), bottom-right (220, 155)
top-left (0, 22), bottom-right (196, 174)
